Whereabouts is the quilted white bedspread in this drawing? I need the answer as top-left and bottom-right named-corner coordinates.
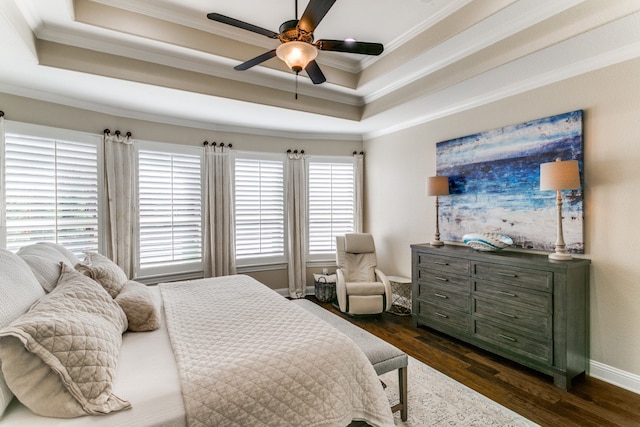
top-left (159, 275), bottom-right (394, 427)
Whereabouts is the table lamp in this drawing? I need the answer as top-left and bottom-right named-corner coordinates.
top-left (540, 158), bottom-right (580, 260)
top-left (426, 176), bottom-right (449, 246)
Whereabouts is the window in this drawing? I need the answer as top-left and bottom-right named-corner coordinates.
top-left (137, 143), bottom-right (202, 276)
top-left (3, 123), bottom-right (101, 256)
top-left (308, 158), bottom-right (354, 259)
top-left (234, 154), bottom-right (285, 265)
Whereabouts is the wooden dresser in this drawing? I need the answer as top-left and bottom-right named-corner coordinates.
top-left (411, 243), bottom-right (590, 389)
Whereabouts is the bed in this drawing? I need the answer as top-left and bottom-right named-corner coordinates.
top-left (0, 244), bottom-right (394, 426)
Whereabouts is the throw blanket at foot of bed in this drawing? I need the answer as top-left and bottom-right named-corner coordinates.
top-left (159, 275), bottom-right (394, 427)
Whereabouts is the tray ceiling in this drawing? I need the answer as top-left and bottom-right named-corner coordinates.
top-left (1, 0), bottom-right (640, 140)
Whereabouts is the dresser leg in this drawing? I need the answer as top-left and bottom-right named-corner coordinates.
top-left (553, 373), bottom-right (569, 390)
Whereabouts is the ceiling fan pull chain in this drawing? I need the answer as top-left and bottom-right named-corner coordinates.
top-left (295, 71), bottom-right (299, 100)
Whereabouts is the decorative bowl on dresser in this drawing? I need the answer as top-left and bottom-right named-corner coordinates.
top-left (411, 243), bottom-right (590, 389)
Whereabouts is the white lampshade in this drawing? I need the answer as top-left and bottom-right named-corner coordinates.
top-left (426, 176), bottom-right (449, 196)
top-left (276, 41), bottom-right (318, 72)
top-left (540, 158), bottom-right (580, 191)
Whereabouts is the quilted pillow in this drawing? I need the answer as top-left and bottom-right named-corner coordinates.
top-left (17, 242), bottom-right (78, 293)
top-left (0, 249), bottom-right (46, 417)
top-left (76, 252), bottom-right (128, 298)
top-left (115, 281), bottom-right (161, 332)
top-left (0, 263), bottom-right (130, 418)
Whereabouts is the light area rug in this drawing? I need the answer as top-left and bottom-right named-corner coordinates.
top-left (378, 357), bottom-right (539, 426)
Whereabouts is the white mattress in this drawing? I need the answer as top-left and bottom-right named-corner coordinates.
top-left (1, 287), bottom-right (186, 426)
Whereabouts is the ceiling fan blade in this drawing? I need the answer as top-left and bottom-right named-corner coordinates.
top-left (317, 39), bottom-right (384, 55)
top-left (305, 60), bottom-right (326, 84)
top-left (234, 49), bottom-right (277, 71)
top-left (298, 0), bottom-right (337, 34)
top-left (207, 13), bottom-right (279, 39)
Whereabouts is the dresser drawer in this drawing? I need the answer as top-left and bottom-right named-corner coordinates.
top-left (416, 301), bottom-right (470, 333)
top-left (473, 280), bottom-right (551, 313)
top-left (473, 297), bottom-right (552, 338)
top-left (417, 283), bottom-right (470, 312)
top-left (473, 262), bottom-right (552, 292)
top-left (474, 318), bottom-right (552, 364)
top-left (416, 268), bottom-right (470, 292)
top-left (416, 252), bottom-right (470, 275)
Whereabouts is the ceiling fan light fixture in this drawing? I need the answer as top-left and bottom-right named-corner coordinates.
top-left (276, 41), bottom-right (317, 72)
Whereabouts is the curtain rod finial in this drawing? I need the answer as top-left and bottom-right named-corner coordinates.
top-left (103, 129), bottom-right (110, 135)
top-left (0, 110), bottom-right (4, 117)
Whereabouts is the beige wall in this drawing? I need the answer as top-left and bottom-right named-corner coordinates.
top-left (364, 57), bottom-right (640, 377)
top-left (0, 92), bottom-right (361, 291)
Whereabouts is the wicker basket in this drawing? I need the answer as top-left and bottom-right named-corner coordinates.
top-left (314, 275), bottom-right (336, 303)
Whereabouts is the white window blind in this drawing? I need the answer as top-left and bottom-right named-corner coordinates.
top-left (308, 159), bottom-right (354, 256)
top-left (138, 148), bottom-right (202, 273)
top-left (234, 156), bottom-right (285, 264)
top-left (4, 133), bottom-right (99, 255)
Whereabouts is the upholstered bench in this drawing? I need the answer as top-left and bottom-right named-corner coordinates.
top-left (292, 299), bottom-right (408, 421)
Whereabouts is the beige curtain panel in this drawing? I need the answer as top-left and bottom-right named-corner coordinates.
top-left (286, 150), bottom-right (307, 298)
top-left (203, 143), bottom-right (236, 277)
top-left (103, 131), bottom-right (136, 278)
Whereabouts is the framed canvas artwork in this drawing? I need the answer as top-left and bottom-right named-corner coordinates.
top-left (435, 110), bottom-right (584, 253)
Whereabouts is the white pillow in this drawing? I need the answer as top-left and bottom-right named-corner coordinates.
top-left (0, 249), bottom-right (46, 416)
top-left (37, 242), bottom-right (80, 266)
top-left (17, 243), bottom-right (76, 293)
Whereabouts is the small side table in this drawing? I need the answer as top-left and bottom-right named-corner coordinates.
top-left (387, 275), bottom-right (412, 316)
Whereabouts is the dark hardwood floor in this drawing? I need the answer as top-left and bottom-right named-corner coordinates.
top-left (308, 297), bottom-right (640, 427)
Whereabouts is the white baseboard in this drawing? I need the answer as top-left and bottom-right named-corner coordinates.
top-left (275, 286), bottom-right (315, 297)
top-left (590, 360), bottom-right (640, 395)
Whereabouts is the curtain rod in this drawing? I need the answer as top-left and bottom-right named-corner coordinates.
top-left (353, 151), bottom-right (364, 155)
top-left (103, 129), bottom-right (132, 138)
top-left (286, 149), bottom-right (304, 154)
top-left (203, 141), bottom-right (232, 148)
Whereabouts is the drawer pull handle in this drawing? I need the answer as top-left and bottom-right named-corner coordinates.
top-left (498, 334), bottom-right (517, 342)
top-left (498, 272), bottom-right (517, 278)
top-left (434, 293), bottom-right (448, 299)
top-left (434, 276), bottom-right (448, 282)
top-left (435, 312), bottom-right (448, 318)
top-left (497, 290), bottom-right (516, 297)
top-left (497, 311), bottom-right (516, 318)
top-left (434, 262), bottom-right (449, 266)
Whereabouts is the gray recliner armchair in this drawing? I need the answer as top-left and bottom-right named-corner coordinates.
top-left (335, 233), bottom-right (392, 315)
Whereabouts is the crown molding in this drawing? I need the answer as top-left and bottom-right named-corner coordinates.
top-left (362, 0), bottom-right (585, 103)
top-left (362, 14), bottom-right (640, 140)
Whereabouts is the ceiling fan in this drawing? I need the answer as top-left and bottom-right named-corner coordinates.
top-left (207, 0), bottom-right (384, 85)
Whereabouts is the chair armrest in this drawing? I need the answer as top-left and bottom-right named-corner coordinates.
top-left (336, 268), bottom-right (348, 312)
top-left (375, 269), bottom-right (392, 312)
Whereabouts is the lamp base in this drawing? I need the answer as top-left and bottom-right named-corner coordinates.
top-left (549, 252), bottom-right (572, 261)
top-left (430, 240), bottom-right (444, 246)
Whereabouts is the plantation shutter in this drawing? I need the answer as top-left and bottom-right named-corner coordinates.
top-left (234, 156), bottom-right (285, 263)
top-left (138, 149), bottom-right (202, 271)
top-left (308, 159), bottom-right (354, 256)
top-left (4, 134), bottom-right (99, 255)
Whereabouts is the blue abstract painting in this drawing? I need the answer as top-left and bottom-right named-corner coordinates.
top-left (436, 110), bottom-right (584, 253)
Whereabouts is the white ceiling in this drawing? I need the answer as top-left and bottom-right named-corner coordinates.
top-left (1, 0), bottom-right (640, 140)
